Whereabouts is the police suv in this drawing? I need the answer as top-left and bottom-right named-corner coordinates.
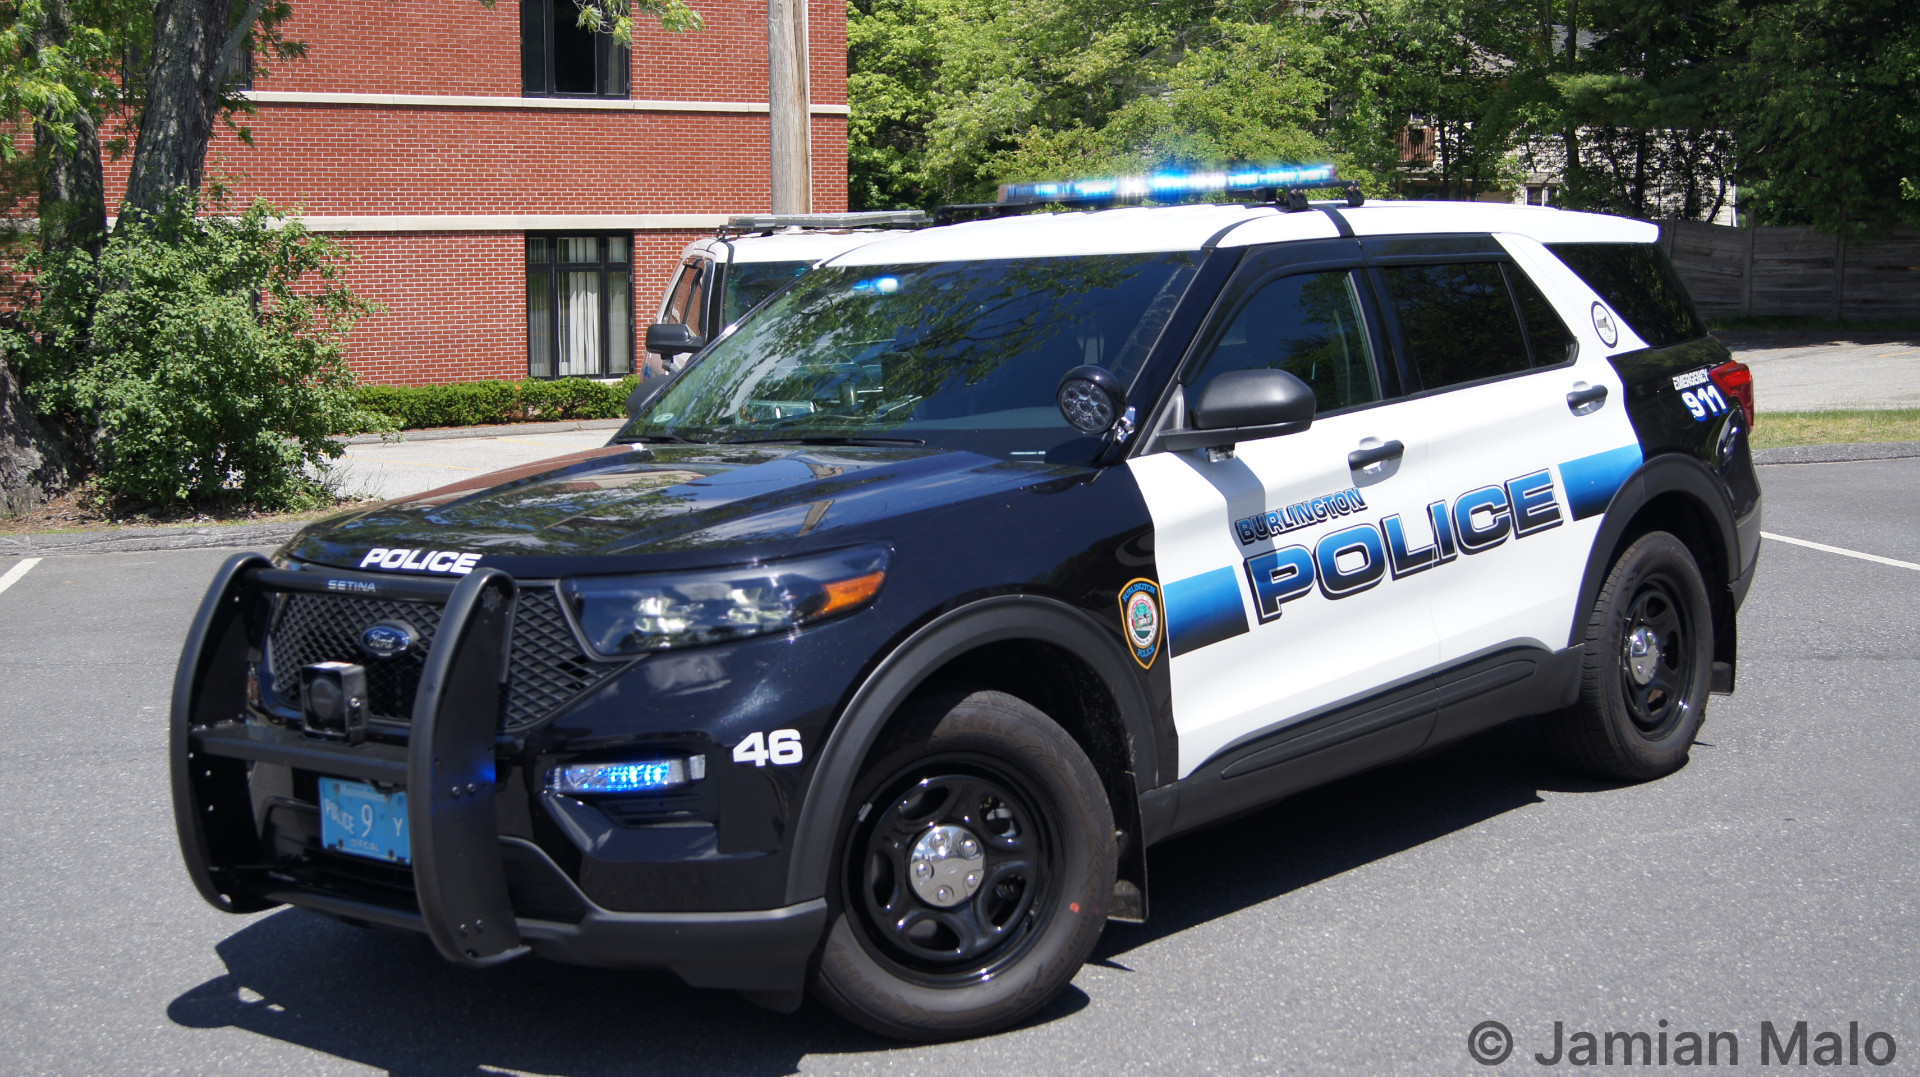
top-left (171, 166), bottom-right (1761, 1041)
top-left (644, 210), bottom-right (928, 373)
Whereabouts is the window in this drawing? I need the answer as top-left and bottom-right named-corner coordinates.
top-left (1508, 266), bottom-right (1578, 366)
top-left (528, 234), bottom-right (632, 378)
top-left (521, 0), bottom-right (628, 97)
top-left (662, 261), bottom-right (707, 331)
top-left (1546, 242), bottom-right (1706, 348)
top-left (723, 261), bottom-right (814, 326)
top-left (1186, 271), bottom-right (1379, 413)
top-left (1379, 262), bottom-right (1532, 391)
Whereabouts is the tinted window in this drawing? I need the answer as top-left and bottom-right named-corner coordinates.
top-left (617, 253), bottom-right (1199, 463)
top-left (1187, 271), bottom-right (1378, 413)
top-left (1546, 242), bottom-right (1705, 348)
top-left (1379, 262), bottom-right (1530, 390)
top-left (1507, 265), bottom-right (1577, 366)
top-left (724, 260), bottom-right (813, 325)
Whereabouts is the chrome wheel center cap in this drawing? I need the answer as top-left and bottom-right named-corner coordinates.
top-left (1626, 626), bottom-right (1662, 685)
top-left (908, 824), bottom-right (984, 908)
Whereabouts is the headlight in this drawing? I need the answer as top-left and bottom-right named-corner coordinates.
top-left (562, 546), bottom-right (890, 657)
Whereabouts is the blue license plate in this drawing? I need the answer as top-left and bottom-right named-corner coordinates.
top-left (319, 778), bottom-right (411, 864)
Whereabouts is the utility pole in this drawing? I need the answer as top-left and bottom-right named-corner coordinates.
top-left (767, 0), bottom-right (812, 213)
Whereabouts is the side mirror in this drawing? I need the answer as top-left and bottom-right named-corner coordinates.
top-left (1154, 369), bottom-right (1316, 453)
top-left (645, 322), bottom-right (707, 358)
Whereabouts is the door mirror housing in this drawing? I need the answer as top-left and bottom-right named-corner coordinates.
top-left (645, 322), bottom-right (707, 358)
top-left (1153, 369), bottom-right (1317, 453)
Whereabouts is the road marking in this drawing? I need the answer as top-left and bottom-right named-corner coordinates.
top-left (0, 556), bottom-right (43, 596)
top-left (1762, 531), bottom-right (1920, 572)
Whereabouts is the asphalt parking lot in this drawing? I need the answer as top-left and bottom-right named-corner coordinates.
top-left (1, 455), bottom-right (1915, 1075)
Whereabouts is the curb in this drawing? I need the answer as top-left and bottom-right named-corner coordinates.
top-left (1752, 441), bottom-right (1920, 466)
top-left (0, 519), bottom-right (306, 556)
top-left (345, 418), bottom-right (625, 445)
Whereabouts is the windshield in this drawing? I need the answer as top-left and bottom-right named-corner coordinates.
top-left (616, 253), bottom-right (1199, 463)
top-left (723, 259), bottom-right (814, 325)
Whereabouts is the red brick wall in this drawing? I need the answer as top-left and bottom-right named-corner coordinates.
top-left (339, 228), bottom-right (708, 386)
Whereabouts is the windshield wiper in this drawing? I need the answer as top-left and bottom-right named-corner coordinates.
top-left (613, 433), bottom-right (704, 444)
top-left (722, 434), bottom-right (926, 447)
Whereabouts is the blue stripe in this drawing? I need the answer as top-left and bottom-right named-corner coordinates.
top-left (1558, 445), bottom-right (1643, 521)
top-left (1165, 567), bottom-right (1249, 656)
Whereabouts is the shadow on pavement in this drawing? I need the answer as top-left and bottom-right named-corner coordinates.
top-left (167, 719), bottom-right (1617, 1073)
top-left (1099, 719), bottom-right (1627, 961)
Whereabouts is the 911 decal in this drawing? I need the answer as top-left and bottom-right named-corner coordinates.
top-left (1673, 367), bottom-right (1729, 422)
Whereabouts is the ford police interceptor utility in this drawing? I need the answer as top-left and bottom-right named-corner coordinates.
top-left (644, 210), bottom-right (928, 374)
top-left (171, 166), bottom-right (1760, 1041)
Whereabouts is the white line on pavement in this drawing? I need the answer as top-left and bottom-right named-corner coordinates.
top-left (0, 556), bottom-right (43, 596)
top-left (1762, 531), bottom-right (1920, 572)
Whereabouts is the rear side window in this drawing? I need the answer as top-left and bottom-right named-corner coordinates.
top-left (1546, 242), bottom-right (1705, 348)
top-left (1186, 270), bottom-right (1380, 413)
top-left (1508, 266), bottom-right (1578, 366)
top-left (1378, 262), bottom-right (1531, 390)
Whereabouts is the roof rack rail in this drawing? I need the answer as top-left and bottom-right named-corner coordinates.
top-left (720, 210), bottom-right (931, 237)
top-left (933, 164), bottom-right (1362, 225)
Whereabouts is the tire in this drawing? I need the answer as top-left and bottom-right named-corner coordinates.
top-left (1542, 531), bottom-right (1715, 781)
top-left (811, 689), bottom-right (1116, 1041)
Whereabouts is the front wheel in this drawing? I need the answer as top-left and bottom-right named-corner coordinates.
top-left (812, 690), bottom-right (1116, 1041)
top-left (1542, 531), bottom-right (1715, 781)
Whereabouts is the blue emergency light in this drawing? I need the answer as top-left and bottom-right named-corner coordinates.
top-left (549, 755), bottom-right (705, 795)
top-left (998, 163), bottom-right (1343, 206)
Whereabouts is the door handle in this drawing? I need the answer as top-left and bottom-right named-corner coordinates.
top-left (1348, 440), bottom-right (1405, 471)
top-left (1567, 384), bottom-right (1609, 415)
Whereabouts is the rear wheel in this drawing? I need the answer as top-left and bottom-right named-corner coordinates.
top-left (812, 690), bottom-right (1115, 1041)
top-left (1543, 531), bottom-right (1714, 781)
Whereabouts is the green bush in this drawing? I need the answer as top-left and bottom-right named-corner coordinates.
top-left (355, 375), bottom-right (638, 430)
top-left (6, 193), bottom-right (381, 510)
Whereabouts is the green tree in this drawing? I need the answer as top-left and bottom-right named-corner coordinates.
top-left (1724, 0), bottom-right (1920, 232)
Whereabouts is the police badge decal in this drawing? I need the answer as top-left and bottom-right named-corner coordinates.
top-left (1118, 578), bottom-right (1163, 669)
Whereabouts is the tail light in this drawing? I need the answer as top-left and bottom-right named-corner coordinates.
top-left (1709, 361), bottom-right (1754, 427)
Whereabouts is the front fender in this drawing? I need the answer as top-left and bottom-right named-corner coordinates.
top-left (780, 595), bottom-right (1159, 907)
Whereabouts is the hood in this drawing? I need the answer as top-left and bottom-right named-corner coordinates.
top-left (284, 442), bottom-right (1084, 576)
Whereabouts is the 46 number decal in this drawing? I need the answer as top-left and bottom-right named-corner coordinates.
top-left (733, 729), bottom-right (804, 767)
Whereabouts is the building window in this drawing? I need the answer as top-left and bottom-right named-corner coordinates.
top-left (528, 234), bottom-right (632, 378)
top-left (521, 0), bottom-right (629, 97)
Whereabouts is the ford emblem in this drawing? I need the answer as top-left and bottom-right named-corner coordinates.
top-left (360, 621), bottom-right (416, 659)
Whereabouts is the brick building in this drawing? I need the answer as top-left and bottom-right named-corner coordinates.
top-left (97, 0), bottom-right (849, 385)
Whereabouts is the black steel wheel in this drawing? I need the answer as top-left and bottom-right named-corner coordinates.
top-left (812, 690), bottom-right (1115, 1041)
top-left (1543, 531), bottom-right (1714, 781)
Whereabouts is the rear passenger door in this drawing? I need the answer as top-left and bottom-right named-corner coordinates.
top-left (1363, 235), bottom-right (1642, 727)
top-left (1129, 241), bottom-right (1444, 778)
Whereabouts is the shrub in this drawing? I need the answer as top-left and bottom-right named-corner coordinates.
top-left (7, 193), bottom-right (380, 510)
top-left (355, 375), bottom-right (638, 430)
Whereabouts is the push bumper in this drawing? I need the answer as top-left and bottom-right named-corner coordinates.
top-left (170, 553), bottom-right (824, 1004)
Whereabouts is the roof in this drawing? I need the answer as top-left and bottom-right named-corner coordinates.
top-left (826, 200), bottom-right (1659, 266)
top-left (682, 228), bottom-right (921, 266)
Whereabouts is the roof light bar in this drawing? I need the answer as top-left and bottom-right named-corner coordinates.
top-left (724, 210), bottom-right (930, 232)
top-left (998, 163), bottom-right (1342, 206)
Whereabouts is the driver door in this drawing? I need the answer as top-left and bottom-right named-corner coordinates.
top-left (1128, 246), bottom-right (1444, 778)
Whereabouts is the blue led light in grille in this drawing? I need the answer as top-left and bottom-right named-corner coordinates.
top-left (549, 756), bottom-right (706, 795)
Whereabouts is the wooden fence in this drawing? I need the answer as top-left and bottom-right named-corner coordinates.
top-left (1657, 220), bottom-right (1920, 321)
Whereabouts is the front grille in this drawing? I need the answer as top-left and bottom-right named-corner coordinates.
top-left (266, 584), bottom-right (622, 733)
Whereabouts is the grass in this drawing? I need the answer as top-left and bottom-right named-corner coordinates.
top-left (1711, 315), bottom-right (1920, 334)
top-left (1750, 408), bottom-right (1920, 449)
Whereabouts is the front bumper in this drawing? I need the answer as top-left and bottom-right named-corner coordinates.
top-left (170, 553), bottom-right (824, 1001)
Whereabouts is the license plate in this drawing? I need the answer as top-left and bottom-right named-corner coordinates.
top-left (319, 778), bottom-right (411, 864)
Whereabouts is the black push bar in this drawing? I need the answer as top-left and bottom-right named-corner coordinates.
top-left (170, 555), bottom-right (529, 966)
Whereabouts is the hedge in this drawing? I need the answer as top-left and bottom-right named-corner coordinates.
top-left (355, 376), bottom-right (640, 430)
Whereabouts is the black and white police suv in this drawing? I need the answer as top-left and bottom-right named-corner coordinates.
top-left (171, 165), bottom-right (1761, 1041)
